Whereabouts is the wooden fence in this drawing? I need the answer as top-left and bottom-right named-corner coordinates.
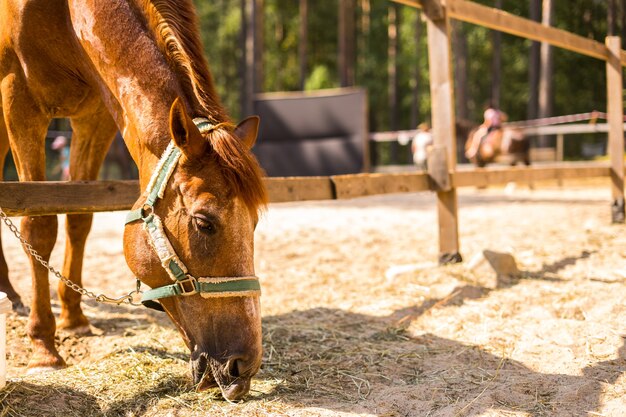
top-left (389, 0), bottom-right (625, 263)
top-left (0, 0), bottom-right (624, 265)
top-left (0, 161), bottom-right (612, 216)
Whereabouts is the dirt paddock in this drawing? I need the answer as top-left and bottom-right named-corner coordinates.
top-left (1, 179), bottom-right (626, 416)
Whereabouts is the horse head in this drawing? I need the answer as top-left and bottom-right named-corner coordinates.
top-left (123, 98), bottom-right (267, 401)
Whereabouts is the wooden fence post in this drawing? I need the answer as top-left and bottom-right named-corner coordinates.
top-left (424, 0), bottom-right (462, 264)
top-left (242, 0), bottom-right (263, 117)
top-left (556, 133), bottom-right (564, 186)
top-left (606, 36), bottom-right (625, 223)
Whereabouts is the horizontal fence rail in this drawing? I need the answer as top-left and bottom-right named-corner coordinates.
top-left (0, 181), bottom-right (140, 217)
top-left (0, 162), bottom-right (611, 217)
top-left (393, 0), bottom-right (624, 65)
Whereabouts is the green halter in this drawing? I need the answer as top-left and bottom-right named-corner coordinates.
top-left (125, 118), bottom-right (261, 311)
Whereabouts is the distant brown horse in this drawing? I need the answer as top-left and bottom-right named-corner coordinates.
top-left (465, 126), bottom-right (530, 167)
top-left (0, 0), bottom-right (267, 401)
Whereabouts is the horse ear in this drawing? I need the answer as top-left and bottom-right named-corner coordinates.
top-left (235, 116), bottom-right (260, 149)
top-left (169, 98), bottom-right (206, 158)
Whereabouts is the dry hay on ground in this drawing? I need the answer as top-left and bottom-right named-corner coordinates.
top-left (2, 180), bottom-right (626, 416)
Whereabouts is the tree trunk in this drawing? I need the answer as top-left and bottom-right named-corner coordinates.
top-left (242, 0), bottom-right (263, 116)
top-left (453, 21), bottom-right (468, 122)
top-left (360, 0), bottom-right (370, 35)
top-left (388, 3), bottom-right (399, 163)
top-left (527, 0), bottom-right (541, 120)
top-left (491, 0), bottom-right (502, 109)
top-left (622, 0), bottom-right (626, 47)
top-left (255, 0), bottom-right (264, 93)
top-left (240, 0), bottom-right (247, 116)
top-left (410, 11), bottom-right (422, 129)
top-left (299, 0), bottom-right (308, 90)
top-left (388, 3), bottom-right (399, 131)
top-left (538, 0), bottom-right (554, 147)
top-left (609, 0), bottom-right (617, 36)
top-left (339, 0), bottom-right (356, 87)
top-left (357, 0), bottom-right (370, 86)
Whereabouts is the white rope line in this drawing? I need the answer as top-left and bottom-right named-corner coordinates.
top-left (372, 111), bottom-right (623, 143)
top-left (192, 117), bottom-right (215, 134)
top-left (504, 111), bottom-right (610, 129)
top-left (156, 149), bottom-right (180, 200)
top-left (199, 291), bottom-right (261, 298)
top-left (197, 276), bottom-right (259, 283)
top-left (145, 141), bottom-right (177, 196)
top-left (144, 213), bottom-right (189, 280)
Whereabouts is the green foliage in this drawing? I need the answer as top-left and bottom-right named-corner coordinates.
top-left (305, 65), bottom-right (335, 91)
top-left (194, 0), bottom-right (243, 120)
top-left (263, 0), bottom-right (301, 92)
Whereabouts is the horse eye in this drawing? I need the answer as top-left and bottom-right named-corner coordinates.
top-left (193, 215), bottom-right (217, 235)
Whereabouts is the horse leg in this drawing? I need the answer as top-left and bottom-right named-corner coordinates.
top-left (1, 73), bottom-right (64, 370)
top-left (57, 109), bottom-right (117, 333)
top-left (0, 110), bottom-right (26, 313)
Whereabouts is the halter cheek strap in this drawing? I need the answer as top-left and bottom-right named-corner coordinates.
top-left (125, 118), bottom-right (261, 311)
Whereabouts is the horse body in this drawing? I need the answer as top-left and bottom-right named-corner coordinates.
top-left (465, 126), bottom-right (530, 167)
top-left (0, 0), bottom-right (266, 400)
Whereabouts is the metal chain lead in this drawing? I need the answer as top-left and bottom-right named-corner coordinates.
top-left (0, 207), bottom-right (142, 306)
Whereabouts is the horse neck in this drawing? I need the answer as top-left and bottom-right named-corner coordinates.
top-left (68, 1), bottom-right (216, 187)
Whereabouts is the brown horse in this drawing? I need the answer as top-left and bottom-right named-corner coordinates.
top-left (465, 126), bottom-right (530, 167)
top-left (0, 0), bottom-right (267, 401)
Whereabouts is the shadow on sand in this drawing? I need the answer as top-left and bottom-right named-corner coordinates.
top-left (255, 304), bottom-right (626, 417)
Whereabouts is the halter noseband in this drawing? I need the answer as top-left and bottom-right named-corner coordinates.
top-left (124, 118), bottom-right (261, 311)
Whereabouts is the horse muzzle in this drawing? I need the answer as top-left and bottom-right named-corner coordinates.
top-left (190, 351), bottom-right (259, 401)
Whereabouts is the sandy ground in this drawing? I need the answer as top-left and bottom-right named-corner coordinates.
top-left (2, 179), bottom-right (626, 416)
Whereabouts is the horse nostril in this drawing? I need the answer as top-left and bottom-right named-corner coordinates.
top-left (229, 358), bottom-right (241, 378)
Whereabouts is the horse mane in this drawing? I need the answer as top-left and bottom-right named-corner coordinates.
top-left (133, 0), bottom-right (223, 119)
top-left (134, 0), bottom-right (267, 210)
top-left (207, 125), bottom-right (268, 210)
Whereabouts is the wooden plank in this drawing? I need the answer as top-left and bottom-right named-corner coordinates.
top-left (0, 177), bottom-right (334, 217)
top-left (427, 145), bottom-right (451, 191)
top-left (436, 189), bottom-right (461, 264)
top-left (0, 181), bottom-right (140, 217)
top-left (264, 177), bottom-right (334, 202)
top-left (556, 134), bottom-right (564, 162)
top-left (606, 36), bottom-right (625, 223)
top-left (0, 163), bottom-right (614, 217)
top-left (453, 163), bottom-right (610, 188)
top-left (394, 0), bottom-right (443, 20)
top-left (331, 172), bottom-right (431, 199)
top-left (425, 5), bottom-right (461, 263)
top-left (393, 0), bottom-right (612, 63)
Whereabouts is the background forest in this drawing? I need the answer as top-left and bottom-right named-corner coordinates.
top-left (6, 0), bottom-right (623, 181)
top-left (195, 0), bottom-right (623, 137)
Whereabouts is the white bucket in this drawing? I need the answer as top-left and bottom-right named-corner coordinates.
top-left (0, 292), bottom-right (12, 389)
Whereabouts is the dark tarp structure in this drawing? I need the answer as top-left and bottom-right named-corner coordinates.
top-left (252, 88), bottom-right (368, 177)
